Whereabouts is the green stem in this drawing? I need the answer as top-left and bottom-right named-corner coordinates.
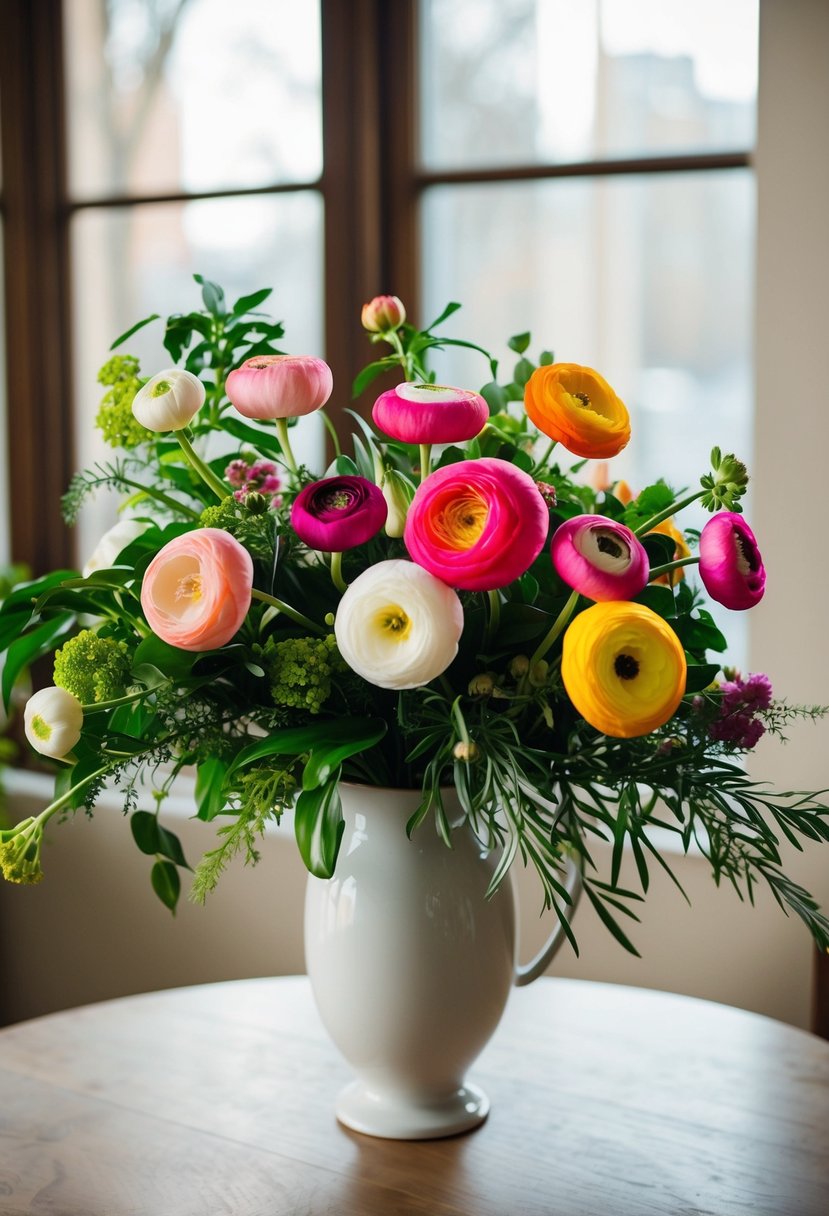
top-left (419, 443), bottom-right (432, 482)
top-left (530, 439), bottom-right (557, 477)
top-left (319, 409), bottom-right (342, 460)
top-left (634, 489), bottom-right (704, 537)
top-left (250, 587), bottom-right (327, 635)
top-left (529, 589), bottom-right (580, 670)
top-left (451, 697), bottom-right (471, 745)
top-left (118, 477), bottom-right (201, 520)
top-left (648, 555), bottom-right (700, 580)
top-left (274, 417), bottom-right (299, 475)
top-left (82, 684), bottom-right (169, 714)
top-left (484, 589), bottom-right (501, 650)
top-left (330, 551), bottom-right (347, 593)
top-left (176, 430), bottom-right (228, 501)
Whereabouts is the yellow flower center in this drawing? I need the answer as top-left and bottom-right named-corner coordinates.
top-left (176, 573), bottom-right (202, 603)
top-left (374, 604), bottom-right (411, 642)
top-left (435, 493), bottom-right (488, 550)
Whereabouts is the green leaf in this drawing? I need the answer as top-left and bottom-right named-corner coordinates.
top-left (131, 810), bottom-right (160, 855)
top-left (635, 584), bottom-right (676, 619)
top-left (226, 717), bottom-right (387, 783)
top-left (132, 636), bottom-right (198, 685)
top-left (683, 662), bottom-right (721, 693)
top-left (512, 357), bottom-right (535, 387)
top-left (352, 358), bottom-right (398, 399)
top-left (151, 860), bottom-right (181, 912)
top-left (508, 332), bottom-right (531, 354)
top-left (231, 286), bottom-right (273, 316)
top-left (109, 314), bottom-right (160, 350)
top-left (2, 613), bottom-right (75, 711)
top-left (583, 884), bottom-right (641, 956)
top-left (194, 274), bottom-right (226, 317)
top-left (195, 755), bottom-right (230, 821)
top-left (480, 381), bottom-right (509, 414)
top-left (302, 718), bottom-right (388, 790)
top-left (334, 454), bottom-right (360, 476)
top-left (221, 415), bottom-right (285, 459)
top-left (294, 776), bottom-right (344, 878)
top-left (539, 349), bottom-right (554, 365)
top-left (423, 301), bottom-right (461, 331)
top-left (156, 824), bottom-right (188, 868)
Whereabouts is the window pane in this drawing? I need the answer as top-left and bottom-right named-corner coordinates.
top-left (70, 192), bottom-right (324, 561)
top-left (65, 0), bottom-right (323, 198)
top-left (420, 0), bottom-right (758, 169)
top-left (0, 228), bottom-right (8, 569)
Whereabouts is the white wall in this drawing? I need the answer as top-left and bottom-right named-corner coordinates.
top-left (2, 0), bottom-right (829, 1030)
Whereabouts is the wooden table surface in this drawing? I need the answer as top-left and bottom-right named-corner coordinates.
top-left (0, 976), bottom-right (827, 1216)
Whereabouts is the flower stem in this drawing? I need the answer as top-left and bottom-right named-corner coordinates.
top-left (530, 438), bottom-right (557, 477)
top-left (250, 587), bottom-right (327, 635)
top-left (274, 417), bottom-right (299, 475)
top-left (529, 588), bottom-right (580, 669)
top-left (485, 589), bottom-right (501, 650)
top-left (419, 443), bottom-right (432, 482)
top-left (634, 489), bottom-right (704, 537)
top-left (648, 555), bottom-right (700, 581)
top-left (319, 409), bottom-right (342, 460)
top-left (82, 685), bottom-right (169, 714)
top-left (118, 477), bottom-right (201, 520)
top-left (176, 430), bottom-right (228, 501)
top-left (330, 551), bottom-right (347, 593)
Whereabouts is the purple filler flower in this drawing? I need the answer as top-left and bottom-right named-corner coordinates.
top-left (551, 515), bottom-right (649, 601)
top-left (709, 670), bottom-right (772, 749)
top-left (291, 475), bottom-right (388, 552)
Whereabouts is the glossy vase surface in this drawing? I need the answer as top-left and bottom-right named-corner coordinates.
top-left (304, 783), bottom-right (516, 1139)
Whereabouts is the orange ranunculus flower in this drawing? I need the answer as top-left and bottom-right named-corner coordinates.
top-left (561, 601), bottom-right (686, 739)
top-left (524, 363), bottom-right (631, 460)
top-left (650, 518), bottom-right (691, 587)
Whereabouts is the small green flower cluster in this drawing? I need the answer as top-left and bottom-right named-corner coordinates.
top-left (0, 819), bottom-right (44, 884)
top-left (53, 629), bottom-right (131, 705)
top-left (199, 496), bottom-right (276, 561)
top-left (263, 633), bottom-right (344, 715)
top-left (96, 355), bottom-right (152, 449)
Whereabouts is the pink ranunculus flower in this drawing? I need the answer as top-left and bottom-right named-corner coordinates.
top-left (698, 512), bottom-right (766, 610)
top-left (404, 458), bottom-right (549, 591)
top-left (361, 295), bottom-right (406, 333)
top-left (373, 382), bottom-right (489, 445)
top-left (551, 515), bottom-right (649, 601)
top-left (141, 528), bottom-right (254, 652)
top-left (291, 475), bottom-right (388, 552)
top-left (225, 355), bottom-right (333, 421)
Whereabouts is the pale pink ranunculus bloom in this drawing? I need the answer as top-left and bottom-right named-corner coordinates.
top-left (225, 354), bottom-right (333, 421)
top-left (141, 529), bottom-right (254, 652)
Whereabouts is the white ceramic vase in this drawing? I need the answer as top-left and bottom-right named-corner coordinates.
top-left (304, 782), bottom-right (580, 1140)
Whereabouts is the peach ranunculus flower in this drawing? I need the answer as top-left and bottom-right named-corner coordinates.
top-left (404, 457), bottom-right (549, 591)
top-left (225, 354), bottom-right (333, 421)
top-left (561, 600), bottom-right (687, 738)
top-left (141, 528), bottom-right (254, 651)
top-left (524, 363), bottom-right (630, 460)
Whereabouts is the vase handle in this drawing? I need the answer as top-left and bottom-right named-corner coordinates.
top-left (513, 856), bottom-right (583, 987)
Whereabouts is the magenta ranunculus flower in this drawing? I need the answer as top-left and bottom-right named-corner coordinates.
top-left (225, 354), bottom-right (333, 421)
top-left (141, 528), bottom-right (253, 652)
top-left (291, 475), bottom-right (388, 552)
top-left (699, 512), bottom-right (766, 610)
top-left (404, 458), bottom-right (549, 591)
top-left (551, 515), bottom-right (649, 602)
top-left (372, 382), bottom-right (489, 445)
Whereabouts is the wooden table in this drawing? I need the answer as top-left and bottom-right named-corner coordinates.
top-left (0, 976), bottom-right (827, 1216)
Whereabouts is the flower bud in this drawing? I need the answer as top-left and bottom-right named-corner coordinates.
top-left (529, 660), bottom-right (549, 688)
top-left (381, 468), bottom-right (416, 538)
top-left (509, 655), bottom-right (530, 679)
top-left (453, 740), bottom-right (479, 763)
top-left (468, 673), bottom-right (495, 696)
top-left (242, 491), bottom-right (269, 515)
top-left (132, 369), bottom-right (205, 432)
top-left (361, 295), bottom-right (406, 334)
top-left (24, 686), bottom-right (83, 759)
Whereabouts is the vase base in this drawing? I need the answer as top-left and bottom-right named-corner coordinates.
top-left (335, 1079), bottom-right (490, 1140)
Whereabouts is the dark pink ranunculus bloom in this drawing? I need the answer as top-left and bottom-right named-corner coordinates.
top-left (699, 512), bottom-right (766, 610)
top-left (291, 475), bottom-right (388, 552)
top-left (372, 382), bottom-right (488, 445)
top-left (404, 458), bottom-right (549, 591)
top-left (226, 354), bottom-right (333, 420)
top-left (551, 515), bottom-right (649, 601)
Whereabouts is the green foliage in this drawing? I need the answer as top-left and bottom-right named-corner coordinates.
top-left (95, 355), bottom-right (152, 449)
top-left (262, 633), bottom-right (344, 715)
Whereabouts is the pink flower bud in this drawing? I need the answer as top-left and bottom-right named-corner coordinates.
top-left (226, 355), bottom-right (333, 421)
top-left (141, 529), bottom-right (253, 651)
top-left (361, 295), bottom-right (406, 333)
top-left (373, 382), bottom-right (489, 445)
top-left (291, 476), bottom-right (387, 552)
top-left (699, 513), bottom-right (765, 610)
top-left (551, 515), bottom-right (649, 602)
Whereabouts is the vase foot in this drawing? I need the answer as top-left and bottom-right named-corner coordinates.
top-left (335, 1079), bottom-right (490, 1140)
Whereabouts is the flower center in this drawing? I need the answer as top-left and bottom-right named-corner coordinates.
top-left (320, 489), bottom-right (352, 511)
top-left (176, 573), bottom-right (202, 603)
top-left (733, 528), bottom-right (759, 575)
top-left (375, 605), bottom-right (411, 642)
top-left (30, 714), bottom-right (52, 741)
top-left (435, 493), bottom-right (488, 550)
top-left (577, 525), bottom-right (632, 573)
top-left (614, 653), bottom-right (640, 680)
top-left (574, 391), bottom-right (591, 408)
top-left (151, 379), bottom-right (172, 397)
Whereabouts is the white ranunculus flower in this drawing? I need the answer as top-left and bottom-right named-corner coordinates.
top-left (24, 686), bottom-right (84, 760)
top-left (334, 559), bottom-right (463, 690)
top-left (83, 518), bottom-right (148, 578)
top-left (132, 368), bottom-right (205, 432)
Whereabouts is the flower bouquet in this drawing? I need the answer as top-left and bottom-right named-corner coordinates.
top-left (1, 277), bottom-right (828, 957)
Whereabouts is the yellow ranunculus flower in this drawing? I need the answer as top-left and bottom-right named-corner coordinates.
top-left (561, 601), bottom-right (687, 738)
top-left (650, 517), bottom-right (691, 587)
top-left (524, 363), bottom-right (631, 459)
